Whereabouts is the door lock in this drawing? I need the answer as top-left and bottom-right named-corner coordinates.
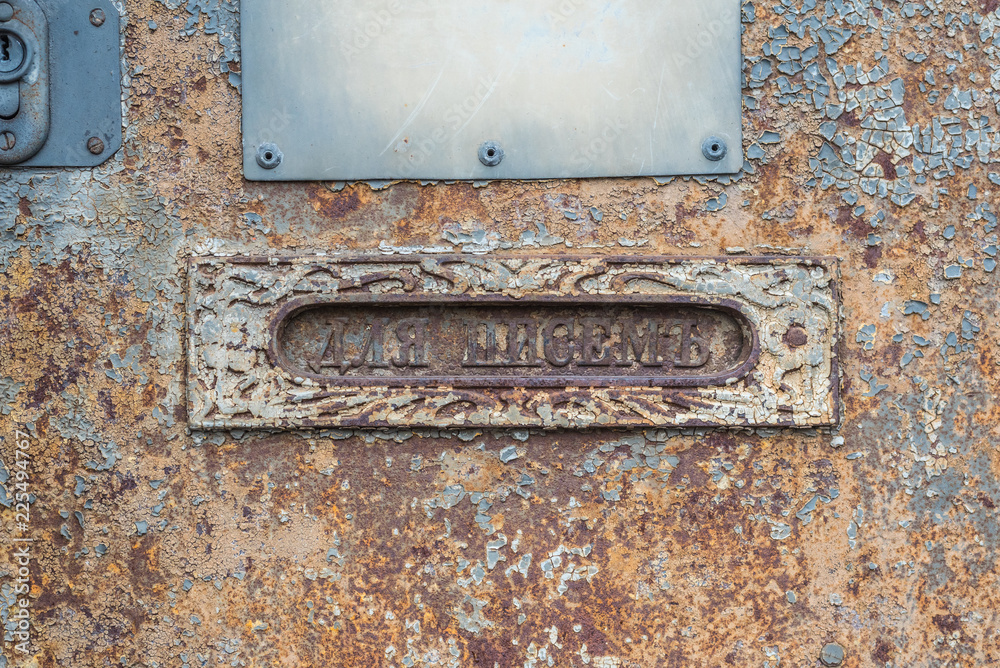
top-left (0, 0), bottom-right (48, 165)
top-left (0, 0), bottom-right (120, 169)
top-left (0, 31), bottom-right (29, 117)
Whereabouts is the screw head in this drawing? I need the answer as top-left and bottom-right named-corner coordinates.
top-left (820, 643), bottom-right (845, 666)
top-left (87, 136), bottom-right (105, 155)
top-left (89, 8), bottom-right (105, 27)
top-left (256, 143), bottom-right (282, 169)
top-left (0, 130), bottom-right (15, 150)
top-left (478, 141), bottom-right (504, 167)
top-left (702, 136), bottom-right (728, 162)
top-left (0, 3), bottom-right (14, 22)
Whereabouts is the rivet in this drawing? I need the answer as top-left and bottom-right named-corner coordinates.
top-left (0, 3), bottom-right (14, 22)
top-left (478, 141), bottom-right (503, 167)
top-left (783, 325), bottom-right (808, 348)
top-left (256, 143), bottom-right (282, 169)
top-left (87, 136), bottom-right (105, 155)
top-left (702, 136), bottom-right (727, 162)
top-left (0, 130), bottom-right (15, 150)
top-left (89, 8), bottom-right (105, 27)
top-left (820, 643), bottom-right (845, 667)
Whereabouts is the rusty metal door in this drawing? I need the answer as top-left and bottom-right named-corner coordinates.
top-left (1, 2), bottom-right (998, 667)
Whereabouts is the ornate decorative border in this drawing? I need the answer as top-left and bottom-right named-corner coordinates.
top-left (186, 256), bottom-right (840, 429)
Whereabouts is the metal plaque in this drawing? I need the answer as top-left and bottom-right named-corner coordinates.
top-left (187, 256), bottom-right (839, 429)
top-left (241, 0), bottom-right (743, 181)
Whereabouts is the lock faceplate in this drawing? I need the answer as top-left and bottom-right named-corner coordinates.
top-left (0, 0), bottom-right (48, 165)
top-left (0, 0), bottom-right (120, 168)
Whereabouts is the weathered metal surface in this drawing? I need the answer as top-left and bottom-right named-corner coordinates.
top-left (187, 255), bottom-right (838, 429)
top-left (2, 1), bottom-right (1000, 667)
top-left (241, 0), bottom-right (743, 180)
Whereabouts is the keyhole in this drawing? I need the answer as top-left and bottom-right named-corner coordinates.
top-left (0, 32), bottom-right (26, 74)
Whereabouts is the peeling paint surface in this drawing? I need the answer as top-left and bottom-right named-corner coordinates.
top-left (0, 0), bottom-right (999, 666)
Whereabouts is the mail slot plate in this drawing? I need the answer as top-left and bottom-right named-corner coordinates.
top-left (240, 0), bottom-right (743, 181)
top-left (186, 256), bottom-right (839, 430)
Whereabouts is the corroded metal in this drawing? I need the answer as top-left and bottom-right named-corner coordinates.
top-left (187, 256), bottom-right (839, 429)
top-left (2, 1), bottom-right (999, 667)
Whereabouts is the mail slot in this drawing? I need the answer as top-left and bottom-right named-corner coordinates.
top-left (272, 300), bottom-right (755, 386)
